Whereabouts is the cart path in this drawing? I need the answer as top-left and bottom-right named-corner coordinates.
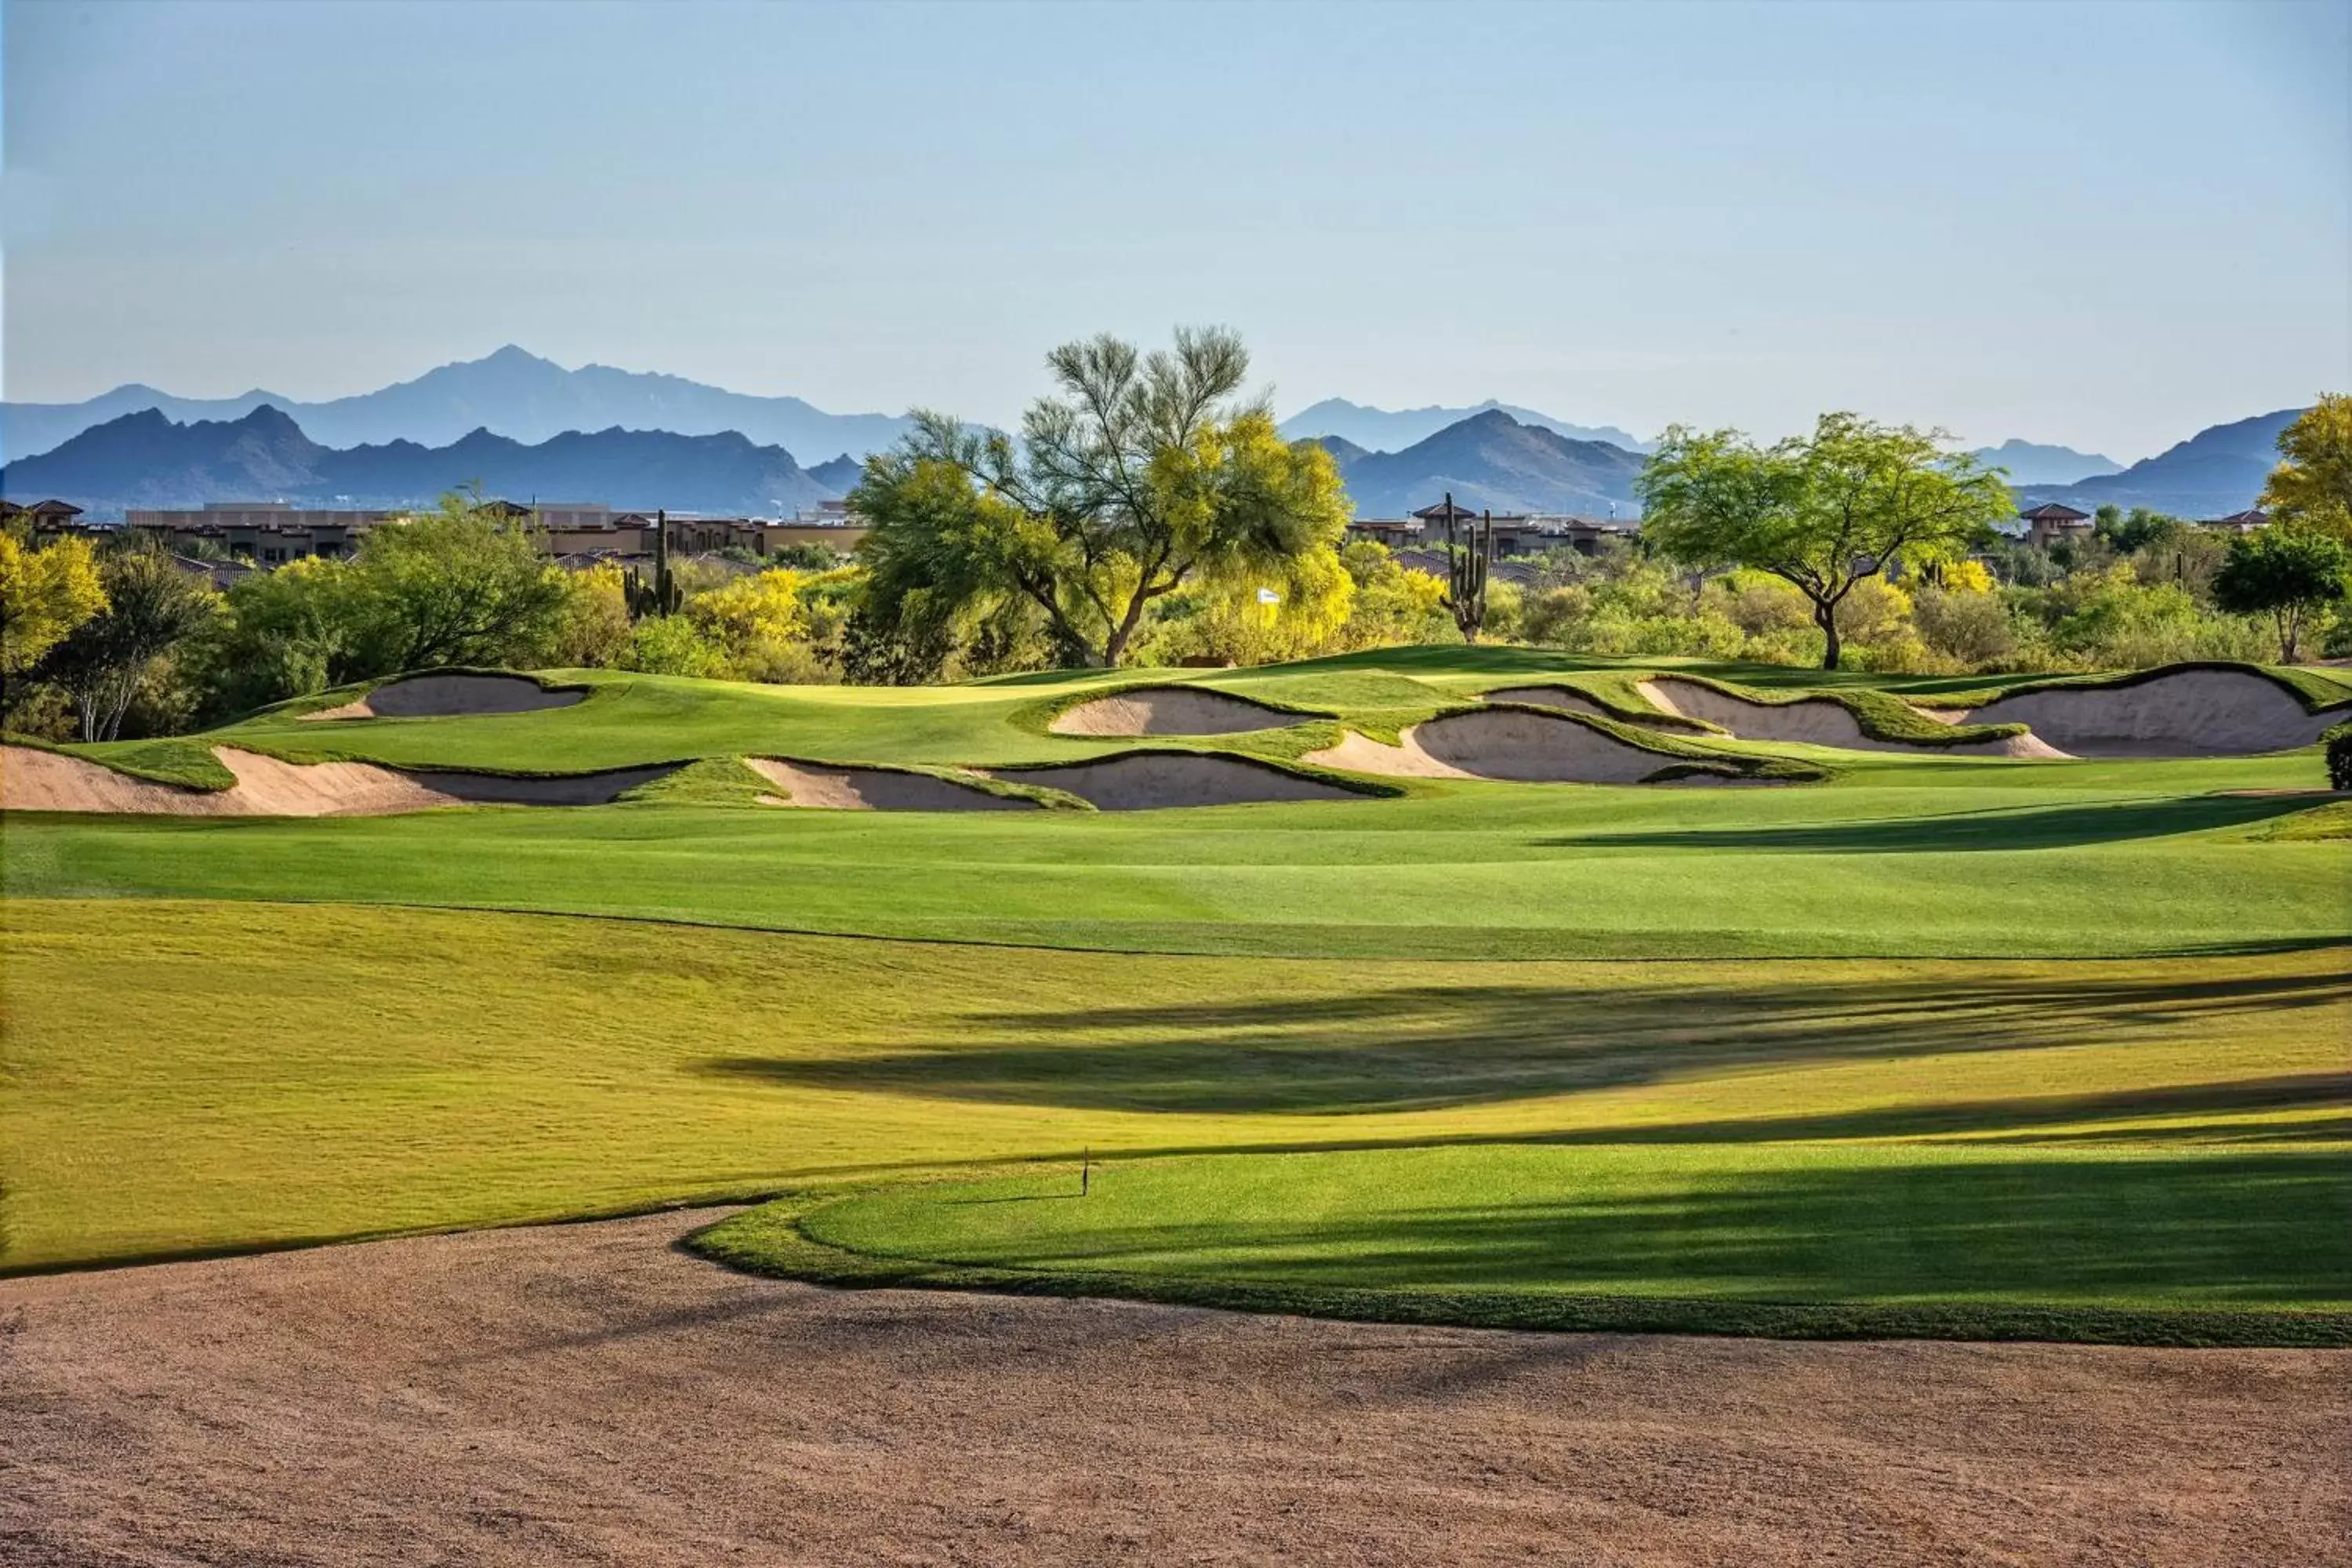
top-left (3, 1208), bottom-right (2344, 1566)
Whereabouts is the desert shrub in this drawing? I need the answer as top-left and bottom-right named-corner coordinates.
top-left (1704, 570), bottom-right (1813, 639)
top-left (1912, 586), bottom-right (2020, 667)
top-left (535, 564), bottom-right (634, 668)
top-left (1520, 585), bottom-right (1589, 648)
top-left (1481, 580), bottom-right (1525, 642)
top-left (1743, 626), bottom-right (1828, 666)
top-left (623, 615), bottom-right (730, 678)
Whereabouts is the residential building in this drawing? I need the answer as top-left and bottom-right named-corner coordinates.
top-left (2199, 508), bottom-right (2269, 532)
top-left (2018, 502), bottom-right (2093, 548)
top-left (5, 499), bottom-right (90, 535)
top-left (125, 502), bottom-right (391, 563)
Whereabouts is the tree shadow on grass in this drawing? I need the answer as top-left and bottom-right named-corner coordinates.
top-left (703, 967), bottom-right (2351, 1116)
top-left (1537, 795), bottom-right (2321, 854)
top-left (898, 1152), bottom-right (2352, 1308)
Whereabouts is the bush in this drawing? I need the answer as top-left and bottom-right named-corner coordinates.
top-left (623, 615), bottom-right (729, 678)
top-left (1912, 586), bottom-right (2019, 667)
top-left (2329, 724), bottom-right (2352, 792)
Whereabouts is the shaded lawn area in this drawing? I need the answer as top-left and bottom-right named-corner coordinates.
top-left (5, 899), bottom-right (2346, 1292)
top-left (765, 1142), bottom-right (2352, 1344)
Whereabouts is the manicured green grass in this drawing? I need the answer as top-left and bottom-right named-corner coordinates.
top-left (735, 1140), bottom-right (2352, 1345)
top-left (6, 900), bottom-right (2345, 1295)
top-left (8, 768), bottom-right (2343, 957)
top-left (9, 648), bottom-right (2350, 1344)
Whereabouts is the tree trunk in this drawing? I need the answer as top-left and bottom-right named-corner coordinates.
top-left (1815, 601), bottom-right (1842, 670)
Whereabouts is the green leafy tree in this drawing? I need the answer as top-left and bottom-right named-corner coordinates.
top-left (42, 546), bottom-right (219, 741)
top-left (0, 530), bottom-right (107, 677)
top-left (2212, 524), bottom-right (2350, 662)
top-left (854, 328), bottom-right (1352, 668)
top-left (2260, 394), bottom-right (2352, 539)
top-left (1638, 413), bottom-right (2013, 668)
top-left (347, 494), bottom-right (569, 672)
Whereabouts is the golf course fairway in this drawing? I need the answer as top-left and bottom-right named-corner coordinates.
top-left (4, 648), bottom-right (2347, 1345)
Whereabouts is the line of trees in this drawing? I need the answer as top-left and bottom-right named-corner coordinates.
top-left (5, 339), bottom-right (2347, 740)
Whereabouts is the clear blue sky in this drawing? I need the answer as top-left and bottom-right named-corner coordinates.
top-left (4, 0), bottom-right (2345, 458)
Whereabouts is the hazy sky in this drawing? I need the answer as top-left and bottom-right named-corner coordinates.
top-left (5, 0), bottom-right (2346, 459)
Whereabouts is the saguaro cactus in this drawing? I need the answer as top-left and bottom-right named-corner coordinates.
top-left (622, 507), bottom-right (682, 619)
top-left (1438, 494), bottom-right (1492, 642)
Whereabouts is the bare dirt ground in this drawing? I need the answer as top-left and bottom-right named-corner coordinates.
top-left (3, 1210), bottom-right (2344, 1568)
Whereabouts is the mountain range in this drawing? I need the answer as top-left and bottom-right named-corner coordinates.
top-left (1279, 397), bottom-right (1648, 454)
top-left (0, 405), bottom-right (842, 518)
top-left (0, 350), bottom-right (2299, 524)
top-left (1966, 439), bottom-right (2121, 486)
top-left (1316, 408), bottom-right (1648, 517)
top-left (0, 346), bottom-right (915, 467)
top-left (2012, 408), bottom-right (2302, 519)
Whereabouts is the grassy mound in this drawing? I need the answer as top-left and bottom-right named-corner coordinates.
top-left (699, 1141), bottom-right (2352, 1347)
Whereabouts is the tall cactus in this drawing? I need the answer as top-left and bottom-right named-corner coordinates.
top-left (1437, 494), bottom-right (1492, 642)
top-left (622, 507), bottom-right (681, 619)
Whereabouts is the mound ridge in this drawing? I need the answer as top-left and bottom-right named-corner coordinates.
top-left (1, 744), bottom-right (671, 816)
top-left (1640, 677), bottom-right (2060, 757)
top-left (989, 752), bottom-right (1359, 810)
top-left (301, 673), bottom-right (585, 721)
top-left (747, 757), bottom-right (1036, 811)
top-left (1306, 709), bottom-right (1754, 785)
top-left (1049, 687), bottom-right (1295, 737)
top-left (1478, 685), bottom-right (1613, 720)
top-left (1945, 668), bottom-right (2343, 757)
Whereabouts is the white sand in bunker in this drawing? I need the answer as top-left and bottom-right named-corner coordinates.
top-left (1308, 708), bottom-right (1703, 783)
top-left (989, 752), bottom-right (1358, 809)
top-left (299, 672), bottom-right (586, 720)
top-left (746, 756), bottom-right (1036, 811)
top-left (1049, 686), bottom-right (1294, 736)
top-left (1639, 676), bottom-right (2063, 757)
top-left (1940, 668), bottom-right (2345, 757)
top-left (1, 744), bottom-right (672, 816)
top-left (3, 1210), bottom-right (2344, 1568)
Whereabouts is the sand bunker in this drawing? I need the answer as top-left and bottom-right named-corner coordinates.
top-left (1, 745), bottom-right (670, 816)
top-left (300, 673), bottom-right (585, 721)
top-left (1049, 688), bottom-right (1294, 737)
top-left (1940, 669), bottom-right (2343, 757)
top-left (989, 753), bottom-right (1357, 810)
top-left (1639, 677), bottom-right (2060, 757)
top-left (1306, 709), bottom-right (1712, 784)
top-left (746, 757), bottom-right (1036, 811)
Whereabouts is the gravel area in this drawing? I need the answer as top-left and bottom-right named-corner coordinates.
top-left (3, 1208), bottom-right (2343, 1566)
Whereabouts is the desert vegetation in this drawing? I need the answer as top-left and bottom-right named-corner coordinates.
top-left (7, 355), bottom-right (2347, 750)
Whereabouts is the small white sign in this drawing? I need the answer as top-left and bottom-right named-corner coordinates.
top-left (1256, 587), bottom-right (1280, 605)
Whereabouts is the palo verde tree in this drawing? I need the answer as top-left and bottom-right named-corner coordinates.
top-left (0, 528), bottom-right (107, 682)
top-left (1638, 413), bottom-right (2013, 669)
top-left (2260, 394), bottom-right (2352, 539)
top-left (852, 328), bottom-right (1352, 669)
top-left (2212, 523), bottom-right (2349, 662)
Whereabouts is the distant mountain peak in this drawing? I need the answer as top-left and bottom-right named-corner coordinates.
top-left (1317, 408), bottom-right (1647, 518)
top-left (1278, 396), bottom-right (1649, 456)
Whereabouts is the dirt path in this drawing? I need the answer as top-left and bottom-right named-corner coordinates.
top-left (3, 1210), bottom-right (2343, 1566)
